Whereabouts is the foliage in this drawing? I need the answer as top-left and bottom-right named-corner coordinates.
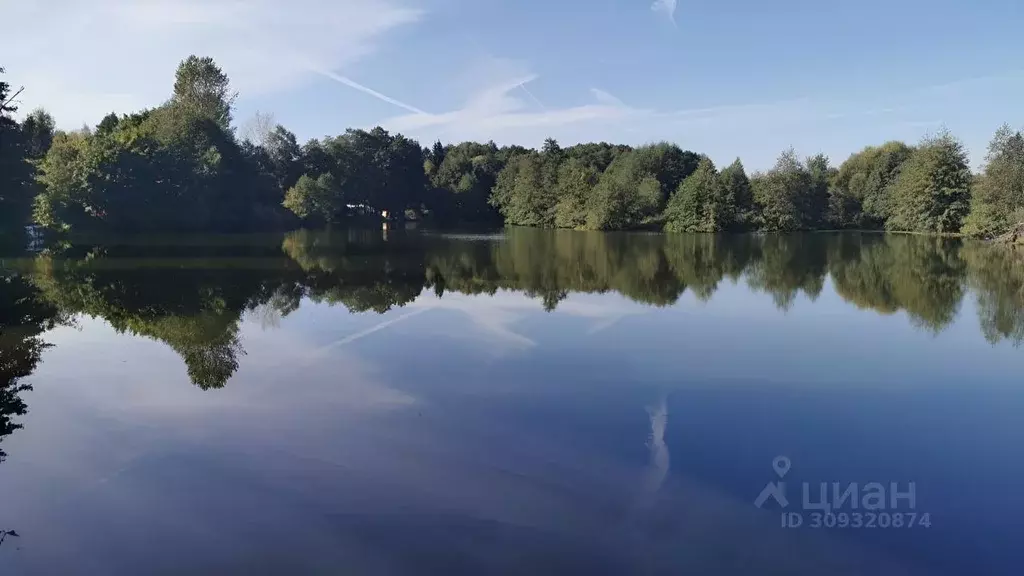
top-left (490, 153), bottom-right (555, 227)
top-left (34, 107), bottom-right (285, 232)
top-left (264, 125), bottom-right (304, 190)
top-left (1, 67), bottom-right (34, 233)
top-left (829, 142), bottom-right (914, 228)
top-left (172, 56), bottom-right (237, 129)
top-left (27, 243), bottom-right (286, 390)
top-left (1, 271), bottom-right (63, 462)
top-left (488, 142), bottom-right (700, 231)
top-left (553, 159), bottom-right (599, 229)
top-left (19, 108), bottom-right (55, 160)
top-left (887, 132), bottom-right (972, 233)
top-left (720, 159), bottom-right (753, 230)
top-left (631, 143), bottom-right (701, 201)
top-left (31, 58), bottom-right (290, 234)
top-left (431, 141), bottom-right (504, 224)
top-left (0, 68), bottom-right (14, 116)
top-left (287, 127), bottom-right (429, 224)
top-left (283, 173), bottom-right (341, 222)
top-left (752, 149), bottom-right (814, 231)
top-left (746, 234), bottom-right (828, 309)
top-left (963, 241), bottom-right (1024, 344)
top-left (962, 126), bottom-right (1024, 238)
top-left (828, 234), bottom-right (965, 332)
top-left (805, 154), bottom-right (834, 229)
top-left (665, 156), bottom-right (733, 232)
top-left (564, 142), bottom-right (631, 173)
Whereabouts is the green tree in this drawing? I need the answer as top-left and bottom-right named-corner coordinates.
top-left (887, 131), bottom-right (972, 233)
top-left (565, 142), bottom-right (631, 172)
top-left (0, 68), bottom-right (14, 114)
top-left (542, 138), bottom-right (562, 157)
top-left (553, 159), bottom-right (598, 229)
top-left (34, 62), bottom-right (287, 235)
top-left (578, 144), bottom-right (698, 231)
top-left (33, 130), bottom-right (98, 231)
top-left (95, 112), bottom-right (120, 136)
top-left (665, 156), bottom-right (733, 232)
top-left (283, 173), bottom-right (341, 222)
top-left (383, 132), bottom-right (429, 216)
top-left (632, 143), bottom-right (701, 202)
top-left (19, 108), bottom-right (55, 160)
top-left (540, 137), bottom-right (563, 198)
top-left (172, 56), bottom-right (237, 129)
top-left (306, 127), bottom-right (427, 219)
top-left (830, 142), bottom-right (914, 228)
top-left (264, 125), bottom-right (303, 190)
top-left (430, 140), bottom-right (447, 169)
top-left (752, 149), bottom-right (813, 231)
top-left (805, 154), bottom-right (834, 228)
top-left (962, 125), bottom-right (1024, 238)
top-left (1, 67), bottom-right (34, 233)
top-left (584, 150), bottom-right (657, 230)
top-left (720, 159), bottom-right (753, 230)
top-left (430, 141), bottom-right (504, 224)
top-left (491, 153), bottom-right (556, 227)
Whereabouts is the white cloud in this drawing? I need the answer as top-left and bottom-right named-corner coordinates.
top-left (376, 63), bottom-right (822, 153)
top-left (407, 290), bottom-right (649, 351)
top-left (376, 63), bottom-right (1024, 170)
top-left (651, 0), bottom-right (678, 25)
top-left (409, 293), bottom-right (538, 351)
top-left (590, 88), bottom-right (625, 107)
top-left (641, 395), bottom-right (669, 501)
top-left (382, 63), bottom-right (647, 146)
top-left (6, 0), bottom-right (422, 128)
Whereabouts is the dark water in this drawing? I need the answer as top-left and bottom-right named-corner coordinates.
top-left (1, 229), bottom-right (1023, 575)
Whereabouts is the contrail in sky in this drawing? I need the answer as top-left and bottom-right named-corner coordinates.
top-left (313, 68), bottom-right (428, 115)
top-left (518, 82), bottom-right (546, 111)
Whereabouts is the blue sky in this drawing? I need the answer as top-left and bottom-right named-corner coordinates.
top-left (6, 0), bottom-right (1024, 169)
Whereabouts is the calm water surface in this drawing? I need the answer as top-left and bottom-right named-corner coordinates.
top-left (1, 229), bottom-right (1023, 575)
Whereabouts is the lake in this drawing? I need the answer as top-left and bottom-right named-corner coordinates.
top-left (1, 229), bottom-right (1022, 575)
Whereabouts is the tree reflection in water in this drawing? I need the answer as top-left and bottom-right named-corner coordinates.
top-left (4, 229), bottom-right (1023, 402)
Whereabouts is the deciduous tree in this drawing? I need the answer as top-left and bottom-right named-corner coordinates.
top-left (172, 56), bottom-right (237, 129)
top-left (962, 125), bottom-right (1024, 238)
top-left (887, 132), bottom-right (972, 233)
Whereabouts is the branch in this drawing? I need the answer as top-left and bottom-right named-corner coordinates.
top-left (1, 86), bottom-right (25, 109)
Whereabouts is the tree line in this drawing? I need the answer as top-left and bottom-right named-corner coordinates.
top-left (2, 57), bottom-right (1023, 238)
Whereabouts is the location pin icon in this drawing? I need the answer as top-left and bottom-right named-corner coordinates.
top-left (772, 456), bottom-right (791, 478)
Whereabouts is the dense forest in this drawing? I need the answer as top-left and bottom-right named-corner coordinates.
top-left (2, 57), bottom-right (1024, 239)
